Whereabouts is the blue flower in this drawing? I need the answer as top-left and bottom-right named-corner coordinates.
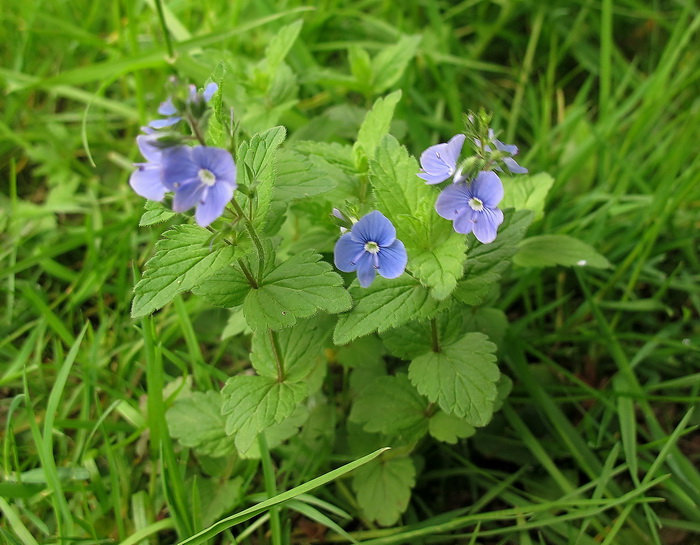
top-left (161, 145), bottom-right (237, 227)
top-left (476, 129), bottom-right (528, 174)
top-left (334, 211), bottom-right (407, 287)
top-left (417, 134), bottom-right (466, 184)
top-left (129, 134), bottom-right (168, 201)
top-left (435, 171), bottom-right (504, 244)
top-left (149, 83), bottom-right (218, 130)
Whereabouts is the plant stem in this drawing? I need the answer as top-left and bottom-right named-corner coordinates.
top-left (238, 259), bottom-right (258, 289)
top-left (430, 318), bottom-right (440, 353)
top-left (258, 434), bottom-right (283, 545)
top-left (231, 198), bottom-right (265, 285)
top-left (186, 113), bottom-right (207, 146)
top-left (268, 329), bottom-right (285, 382)
top-left (154, 0), bottom-right (175, 59)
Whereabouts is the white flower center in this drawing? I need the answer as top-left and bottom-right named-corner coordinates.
top-left (198, 168), bottom-right (216, 186)
top-left (469, 197), bottom-right (484, 212)
top-left (364, 241), bottom-right (380, 254)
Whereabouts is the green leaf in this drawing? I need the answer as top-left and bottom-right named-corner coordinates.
top-left (500, 173), bottom-right (554, 221)
top-left (348, 45), bottom-right (373, 91)
top-left (238, 126), bottom-right (286, 229)
top-left (274, 149), bottom-right (338, 201)
top-left (333, 276), bottom-right (448, 345)
top-left (205, 62), bottom-right (227, 149)
top-left (251, 316), bottom-right (331, 381)
top-left (336, 335), bottom-right (385, 368)
top-left (372, 35), bottom-right (422, 94)
top-left (222, 375), bottom-right (307, 453)
top-left (353, 90), bottom-right (402, 167)
top-left (369, 135), bottom-right (464, 299)
top-left (196, 477), bottom-right (244, 528)
top-left (166, 391), bottom-right (234, 458)
top-left (350, 374), bottom-right (428, 439)
top-left (244, 249), bottom-right (352, 330)
top-left (131, 225), bottom-right (238, 318)
top-left (191, 264), bottom-right (251, 308)
top-left (453, 209), bottom-right (533, 306)
top-left (238, 405), bottom-right (310, 459)
top-left (264, 20), bottom-right (303, 76)
top-left (139, 200), bottom-right (176, 227)
top-left (380, 311), bottom-right (463, 360)
top-left (513, 234), bottom-right (611, 269)
top-left (428, 411), bottom-right (475, 444)
top-left (408, 332), bottom-right (499, 427)
top-left (352, 456), bottom-right (416, 526)
top-left (464, 307), bottom-right (508, 348)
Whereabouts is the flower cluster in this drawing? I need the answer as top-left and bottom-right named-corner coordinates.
top-left (128, 82), bottom-right (237, 228)
top-left (418, 121), bottom-right (527, 244)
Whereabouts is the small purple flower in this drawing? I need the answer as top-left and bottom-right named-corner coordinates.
top-left (417, 134), bottom-right (466, 184)
top-left (334, 211), bottom-right (407, 288)
top-left (129, 135), bottom-right (168, 201)
top-left (476, 129), bottom-right (528, 174)
top-left (149, 83), bottom-right (218, 130)
top-left (435, 171), bottom-right (504, 244)
top-left (162, 146), bottom-right (237, 227)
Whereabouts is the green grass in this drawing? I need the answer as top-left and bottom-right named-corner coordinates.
top-left (1, 0), bottom-right (699, 544)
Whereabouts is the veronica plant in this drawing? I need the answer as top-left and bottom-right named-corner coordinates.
top-left (130, 70), bottom-right (603, 532)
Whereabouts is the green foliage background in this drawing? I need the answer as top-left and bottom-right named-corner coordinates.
top-left (1, 0), bottom-right (699, 543)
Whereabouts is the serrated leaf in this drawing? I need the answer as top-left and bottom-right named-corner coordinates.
top-left (513, 234), bottom-right (611, 269)
top-left (222, 375), bottom-right (307, 452)
top-left (352, 456), bottom-right (416, 526)
top-left (166, 391), bottom-right (234, 457)
top-left (196, 477), bottom-right (244, 527)
top-left (372, 35), bottom-right (421, 94)
top-left (131, 225), bottom-right (238, 318)
top-left (464, 307), bottom-right (508, 348)
top-left (369, 136), bottom-right (464, 299)
top-left (274, 149), bottom-right (338, 201)
top-left (500, 173), bottom-right (554, 221)
top-left (205, 62), bottom-right (227, 149)
top-left (139, 200), bottom-right (176, 226)
top-left (333, 276), bottom-right (448, 345)
top-left (350, 374), bottom-right (428, 439)
top-left (238, 405), bottom-right (310, 459)
top-left (349, 45), bottom-right (373, 91)
top-left (428, 411), bottom-right (475, 444)
top-left (354, 90), bottom-right (402, 167)
top-left (380, 311), bottom-right (463, 360)
top-left (408, 332), bottom-right (499, 427)
top-left (336, 335), bottom-right (385, 368)
top-left (238, 126), bottom-right (286, 230)
top-left (243, 250), bottom-right (352, 330)
top-left (453, 209), bottom-right (533, 306)
top-left (251, 315), bottom-right (331, 381)
top-left (191, 264), bottom-right (251, 308)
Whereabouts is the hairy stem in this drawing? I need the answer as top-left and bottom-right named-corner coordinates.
top-left (186, 112), bottom-right (207, 146)
top-left (238, 259), bottom-right (258, 290)
top-left (231, 198), bottom-right (265, 285)
top-left (268, 329), bottom-right (285, 382)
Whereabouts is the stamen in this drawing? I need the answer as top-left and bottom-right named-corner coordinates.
top-left (198, 168), bottom-right (216, 186)
top-left (350, 247), bottom-right (366, 266)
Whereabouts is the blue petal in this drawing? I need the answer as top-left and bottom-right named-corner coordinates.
top-left (493, 138), bottom-right (518, 155)
top-left (129, 164), bottom-right (167, 201)
top-left (192, 147), bottom-right (237, 187)
top-left (378, 239), bottom-right (407, 279)
top-left (435, 182), bottom-right (471, 220)
top-left (443, 134), bottom-right (466, 169)
top-left (351, 210), bottom-right (396, 247)
top-left (203, 83), bottom-right (218, 102)
top-left (503, 157), bottom-right (528, 174)
top-left (355, 253), bottom-right (377, 288)
top-left (453, 208), bottom-right (478, 235)
top-left (148, 116), bottom-right (181, 129)
top-left (172, 181), bottom-right (204, 213)
top-left (162, 147), bottom-right (200, 190)
top-left (418, 135), bottom-right (465, 185)
top-left (334, 234), bottom-right (364, 272)
top-left (472, 207), bottom-right (504, 244)
top-left (158, 98), bottom-right (177, 116)
top-left (471, 171), bottom-right (503, 208)
top-left (195, 182), bottom-right (234, 227)
top-left (136, 135), bottom-right (161, 163)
